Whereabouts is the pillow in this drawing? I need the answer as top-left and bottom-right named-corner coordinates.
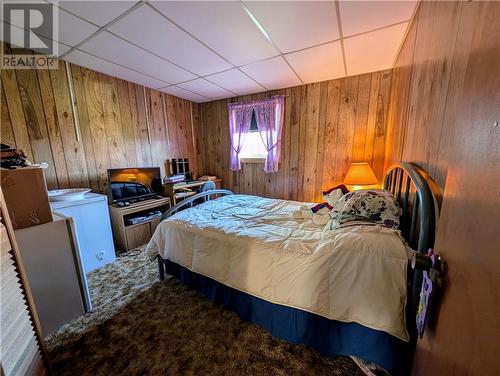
top-left (323, 189), bottom-right (343, 207)
top-left (323, 184), bottom-right (350, 207)
top-left (329, 189), bottom-right (401, 229)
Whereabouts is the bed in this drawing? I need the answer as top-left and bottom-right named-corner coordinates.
top-left (146, 162), bottom-right (437, 374)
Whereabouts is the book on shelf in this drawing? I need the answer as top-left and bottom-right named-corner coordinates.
top-left (164, 174), bottom-right (185, 183)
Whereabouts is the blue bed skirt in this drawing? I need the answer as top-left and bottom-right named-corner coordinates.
top-left (163, 258), bottom-right (407, 373)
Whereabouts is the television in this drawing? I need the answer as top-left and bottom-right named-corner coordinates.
top-left (108, 167), bottom-right (162, 203)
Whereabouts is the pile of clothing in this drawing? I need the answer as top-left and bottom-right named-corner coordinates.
top-left (0, 143), bottom-right (32, 169)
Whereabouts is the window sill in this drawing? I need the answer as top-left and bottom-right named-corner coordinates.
top-left (241, 157), bottom-right (266, 164)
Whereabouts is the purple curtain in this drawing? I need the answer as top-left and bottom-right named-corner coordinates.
top-left (228, 103), bottom-right (253, 171)
top-left (254, 96), bottom-right (285, 172)
top-left (227, 96), bottom-right (285, 173)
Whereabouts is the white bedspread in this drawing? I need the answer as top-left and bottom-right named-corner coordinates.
top-left (146, 194), bottom-right (409, 341)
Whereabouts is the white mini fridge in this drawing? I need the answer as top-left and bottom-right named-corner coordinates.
top-left (51, 193), bottom-right (116, 273)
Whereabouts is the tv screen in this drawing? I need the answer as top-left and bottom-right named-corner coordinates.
top-left (108, 167), bottom-right (162, 202)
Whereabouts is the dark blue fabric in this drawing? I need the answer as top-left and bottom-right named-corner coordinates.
top-left (164, 259), bottom-right (407, 373)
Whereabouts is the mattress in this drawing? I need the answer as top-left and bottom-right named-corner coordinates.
top-left (146, 194), bottom-right (409, 341)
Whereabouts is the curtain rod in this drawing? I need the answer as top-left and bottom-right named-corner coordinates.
top-left (265, 93), bottom-right (289, 98)
top-left (228, 94), bottom-right (287, 107)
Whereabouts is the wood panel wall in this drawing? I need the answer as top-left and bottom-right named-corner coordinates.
top-left (195, 70), bottom-right (392, 203)
top-left (384, 1), bottom-right (500, 375)
top-left (1, 52), bottom-right (197, 193)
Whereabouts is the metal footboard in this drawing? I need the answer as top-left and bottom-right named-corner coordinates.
top-left (160, 189), bottom-right (234, 221)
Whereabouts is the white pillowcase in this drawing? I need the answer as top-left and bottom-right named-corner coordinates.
top-left (323, 188), bottom-right (344, 207)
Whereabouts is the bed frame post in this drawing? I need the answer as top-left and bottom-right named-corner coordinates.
top-left (157, 256), bottom-right (165, 280)
top-left (384, 162), bottom-right (438, 375)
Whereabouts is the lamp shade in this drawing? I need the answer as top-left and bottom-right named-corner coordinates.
top-left (344, 162), bottom-right (378, 185)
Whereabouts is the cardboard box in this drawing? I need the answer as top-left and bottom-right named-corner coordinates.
top-left (1, 168), bottom-right (52, 229)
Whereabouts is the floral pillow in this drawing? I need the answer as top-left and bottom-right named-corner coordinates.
top-left (329, 189), bottom-right (402, 229)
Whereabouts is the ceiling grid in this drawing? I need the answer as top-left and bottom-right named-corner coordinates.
top-left (0, 0), bottom-right (417, 102)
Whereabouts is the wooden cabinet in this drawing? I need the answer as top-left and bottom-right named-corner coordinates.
top-left (109, 197), bottom-right (170, 252)
top-left (125, 223), bottom-right (152, 250)
top-left (149, 217), bottom-right (161, 234)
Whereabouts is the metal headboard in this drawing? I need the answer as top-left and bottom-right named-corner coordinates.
top-left (384, 162), bottom-right (437, 253)
top-left (384, 162), bottom-right (439, 371)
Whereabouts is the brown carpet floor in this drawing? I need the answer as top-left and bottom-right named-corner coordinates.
top-left (46, 250), bottom-right (367, 376)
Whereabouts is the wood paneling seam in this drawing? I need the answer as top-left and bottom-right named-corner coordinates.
top-left (161, 93), bottom-right (170, 145)
top-left (64, 61), bottom-right (81, 141)
top-left (142, 86), bottom-right (151, 145)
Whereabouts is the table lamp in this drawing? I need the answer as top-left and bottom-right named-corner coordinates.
top-left (344, 162), bottom-right (378, 190)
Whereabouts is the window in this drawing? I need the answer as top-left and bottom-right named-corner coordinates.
top-left (239, 132), bottom-right (267, 160)
top-left (239, 111), bottom-right (267, 160)
top-left (228, 96), bottom-right (284, 172)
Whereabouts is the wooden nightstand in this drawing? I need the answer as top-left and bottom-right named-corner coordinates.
top-left (109, 197), bottom-right (170, 252)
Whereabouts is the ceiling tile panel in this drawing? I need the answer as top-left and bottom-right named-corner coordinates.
top-left (177, 78), bottom-right (233, 100)
top-left (344, 22), bottom-right (408, 76)
top-left (80, 31), bottom-right (196, 84)
top-left (64, 50), bottom-right (168, 89)
top-left (339, 0), bottom-right (416, 37)
top-left (240, 57), bottom-right (301, 90)
top-left (245, 1), bottom-right (339, 53)
top-left (286, 41), bottom-right (344, 84)
top-left (159, 86), bottom-right (211, 103)
top-left (151, 1), bottom-right (279, 66)
top-left (205, 69), bottom-right (265, 95)
top-left (56, 8), bottom-right (100, 46)
top-left (56, 1), bottom-right (137, 27)
top-left (109, 5), bottom-right (232, 76)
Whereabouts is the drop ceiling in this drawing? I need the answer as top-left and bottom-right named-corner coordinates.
top-left (1, 0), bottom-right (417, 103)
